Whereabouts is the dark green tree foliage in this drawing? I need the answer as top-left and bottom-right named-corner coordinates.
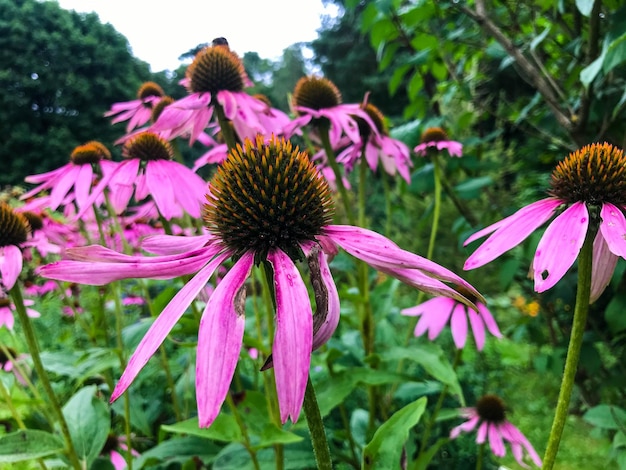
top-left (0, 0), bottom-right (152, 186)
top-left (310, 0), bottom-right (409, 118)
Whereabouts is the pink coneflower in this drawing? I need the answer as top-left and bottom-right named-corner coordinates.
top-left (20, 141), bottom-right (116, 212)
top-left (414, 127), bottom-right (463, 157)
top-left (284, 76), bottom-right (380, 150)
top-left (464, 143), bottom-right (626, 302)
top-left (40, 136), bottom-right (482, 428)
top-left (336, 100), bottom-right (412, 183)
top-left (450, 394), bottom-right (542, 468)
top-left (100, 434), bottom-right (140, 470)
top-left (401, 296), bottom-right (502, 350)
top-left (0, 346), bottom-right (29, 386)
top-left (0, 297), bottom-right (40, 330)
top-left (83, 132), bottom-right (207, 220)
top-left (150, 42), bottom-right (287, 144)
top-left (105, 81), bottom-right (166, 133)
top-left (0, 203), bottom-right (31, 291)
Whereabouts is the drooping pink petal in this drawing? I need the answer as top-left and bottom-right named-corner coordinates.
top-left (476, 421), bottom-right (488, 444)
top-left (141, 234), bottom-right (213, 255)
top-left (108, 159), bottom-right (141, 214)
top-left (449, 414), bottom-right (480, 439)
top-left (450, 303), bottom-right (469, 349)
top-left (590, 231), bottom-right (618, 303)
top-left (0, 307), bottom-right (15, 330)
top-left (145, 161), bottom-right (177, 220)
top-left (73, 164), bottom-right (94, 209)
top-left (0, 245), bottom-right (23, 290)
top-left (599, 203), bottom-right (626, 258)
top-left (477, 302), bottom-right (502, 339)
top-left (402, 297), bottom-right (455, 340)
top-left (267, 249), bottom-right (313, 424)
top-left (464, 198), bottom-right (561, 269)
top-left (49, 164), bottom-right (81, 210)
top-left (324, 225), bottom-right (481, 300)
top-left (167, 164), bottom-right (207, 218)
top-left (488, 424), bottom-right (506, 457)
top-left (196, 252), bottom-right (253, 427)
top-left (533, 202), bottom-right (588, 292)
top-left (39, 245), bottom-right (221, 285)
top-left (309, 248), bottom-right (341, 351)
top-left (499, 422), bottom-right (542, 468)
top-left (467, 307), bottom-right (486, 350)
top-left (111, 251), bottom-right (230, 402)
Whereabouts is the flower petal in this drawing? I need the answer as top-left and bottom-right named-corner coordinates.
top-left (308, 247), bottom-right (341, 351)
top-left (267, 249), bottom-right (313, 424)
top-left (464, 198), bottom-right (561, 269)
top-left (196, 252), bottom-right (253, 427)
top-left (600, 203), bottom-right (626, 258)
top-left (467, 307), bottom-right (486, 350)
top-left (590, 231), bottom-right (618, 303)
top-left (145, 161), bottom-right (177, 220)
top-left (450, 303), bottom-right (468, 349)
top-left (533, 202), bottom-right (588, 292)
top-left (0, 245), bottom-right (23, 291)
top-left (111, 250), bottom-right (230, 402)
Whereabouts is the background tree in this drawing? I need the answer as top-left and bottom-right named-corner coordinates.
top-left (0, 0), bottom-right (152, 186)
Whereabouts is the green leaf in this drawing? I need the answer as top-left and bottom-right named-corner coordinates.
top-left (362, 397), bottom-right (427, 469)
top-left (0, 430), bottom-right (64, 462)
top-left (385, 345), bottom-right (464, 405)
top-left (583, 405), bottom-right (626, 429)
top-left (575, 0), bottom-right (595, 16)
top-left (161, 415), bottom-right (243, 442)
top-left (389, 64), bottom-right (411, 96)
top-left (409, 436), bottom-right (449, 470)
top-left (580, 45), bottom-right (606, 88)
top-left (603, 32), bottom-right (626, 74)
top-left (407, 71), bottom-right (424, 101)
top-left (605, 292), bottom-right (626, 333)
top-left (62, 385), bottom-right (110, 469)
top-left (133, 436), bottom-right (221, 468)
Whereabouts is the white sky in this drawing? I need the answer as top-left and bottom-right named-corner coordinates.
top-left (54, 0), bottom-right (338, 72)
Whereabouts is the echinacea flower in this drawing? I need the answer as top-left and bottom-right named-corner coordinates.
top-left (284, 76), bottom-right (380, 150)
top-left (40, 135), bottom-right (482, 428)
top-left (401, 296), bottom-right (501, 350)
top-left (105, 81), bottom-right (166, 132)
top-left (414, 127), bottom-right (463, 157)
top-left (20, 141), bottom-right (116, 211)
top-left (100, 434), bottom-right (139, 470)
top-left (336, 99), bottom-right (412, 183)
top-left (0, 346), bottom-right (29, 386)
top-left (0, 297), bottom-right (40, 330)
top-left (0, 203), bottom-right (31, 291)
top-left (151, 41), bottom-right (287, 144)
top-left (450, 394), bottom-right (542, 468)
top-left (82, 132), bottom-right (207, 220)
top-left (464, 142), bottom-right (626, 302)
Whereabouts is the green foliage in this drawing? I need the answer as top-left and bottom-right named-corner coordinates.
top-left (0, 0), bottom-right (152, 185)
top-left (0, 430), bottom-right (64, 462)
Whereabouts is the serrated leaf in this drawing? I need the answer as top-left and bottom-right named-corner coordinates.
top-left (363, 397), bottom-right (427, 469)
top-left (0, 430), bottom-right (64, 462)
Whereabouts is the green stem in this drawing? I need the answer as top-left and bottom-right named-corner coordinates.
top-left (437, 164), bottom-right (478, 227)
top-left (542, 227), bottom-right (595, 470)
top-left (303, 375), bottom-right (332, 470)
top-left (10, 284), bottom-right (82, 470)
top-left (225, 393), bottom-right (261, 470)
top-left (476, 442), bottom-right (484, 470)
top-left (381, 171), bottom-right (393, 237)
top-left (214, 102), bottom-right (239, 152)
top-left (427, 153), bottom-right (443, 261)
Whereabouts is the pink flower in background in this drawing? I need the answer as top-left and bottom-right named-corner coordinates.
top-left (0, 298), bottom-right (40, 330)
top-left (413, 127), bottom-right (463, 157)
top-left (20, 141), bottom-right (116, 212)
top-left (336, 99), bottom-right (412, 183)
top-left (40, 136), bottom-right (481, 429)
top-left (465, 143), bottom-right (626, 302)
top-left (0, 203), bottom-right (31, 291)
top-left (450, 395), bottom-right (542, 468)
top-left (151, 43), bottom-right (287, 144)
top-left (105, 81), bottom-right (166, 132)
top-left (81, 132), bottom-right (207, 220)
top-left (101, 434), bottom-right (140, 470)
top-left (402, 297), bottom-right (502, 350)
top-left (0, 347), bottom-right (29, 386)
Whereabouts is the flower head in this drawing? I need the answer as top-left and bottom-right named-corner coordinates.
top-left (40, 135), bottom-right (481, 428)
top-left (83, 132), bottom-right (207, 219)
top-left (151, 42), bottom-right (287, 144)
top-left (0, 203), bottom-right (30, 291)
top-left (414, 127), bottom-right (463, 157)
top-left (464, 143), bottom-right (626, 301)
top-left (401, 295), bottom-right (502, 350)
top-left (450, 394), bottom-right (542, 468)
top-left (20, 141), bottom-right (115, 211)
top-left (105, 81), bottom-right (165, 132)
top-left (336, 99), bottom-right (412, 182)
